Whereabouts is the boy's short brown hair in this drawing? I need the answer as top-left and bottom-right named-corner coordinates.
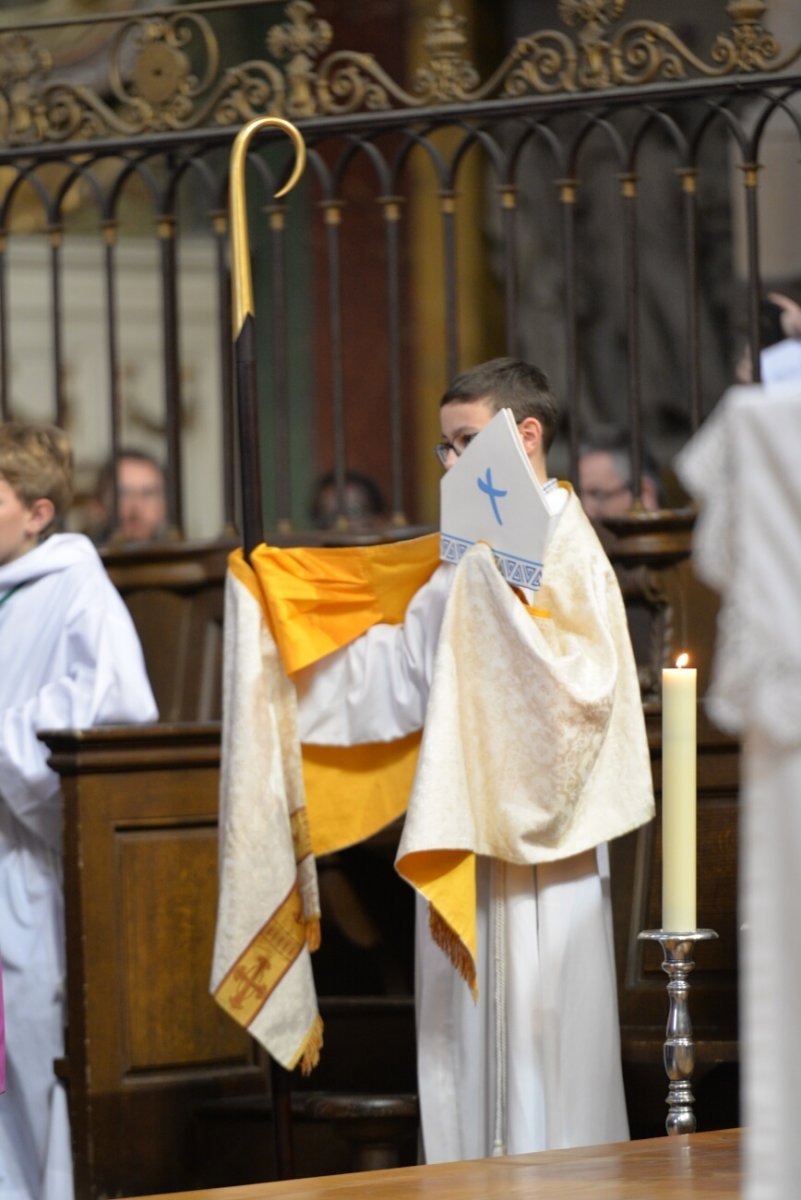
top-left (0, 422), bottom-right (73, 528)
top-left (440, 357), bottom-right (559, 452)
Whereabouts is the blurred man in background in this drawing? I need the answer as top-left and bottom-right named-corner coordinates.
top-left (88, 450), bottom-right (169, 545)
top-left (578, 425), bottom-right (661, 520)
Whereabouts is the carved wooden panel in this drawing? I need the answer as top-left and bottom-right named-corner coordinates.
top-left (119, 825), bottom-right (239, 1070)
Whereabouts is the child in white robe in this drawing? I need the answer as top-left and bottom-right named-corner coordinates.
top-left (0, 423), bottom-right (158, 1200)
top-left (296, 359), bottom-right (653, 1163)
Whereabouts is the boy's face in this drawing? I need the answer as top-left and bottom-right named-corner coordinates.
top-left (0, 478), bottom-right (47, 566)
top-left (439, 398), bottom-right (547, 478)
top-left (438, 399), bottom-right (496, 470)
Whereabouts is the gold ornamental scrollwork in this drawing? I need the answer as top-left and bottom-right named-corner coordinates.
top-left (110, 15), bottom-right (210, 131)
top-left (112, 13), bottom-right (283, 134)
top-left (1, 0), bottom-right (800, 146)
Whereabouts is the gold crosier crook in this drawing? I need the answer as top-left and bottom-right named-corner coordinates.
top-left (228, 117), bottom-right (306, 556)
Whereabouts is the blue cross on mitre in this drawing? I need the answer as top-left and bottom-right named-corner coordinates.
top-left (477, 467), bottom-right (507, 525)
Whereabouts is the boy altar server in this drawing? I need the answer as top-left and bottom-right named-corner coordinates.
top-left (0, 423), bottom-right (157, 1200)
top-left (213, 359), bottom-right (653, 1165)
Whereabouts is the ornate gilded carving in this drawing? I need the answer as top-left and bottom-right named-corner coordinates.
top-left (267, 0), bottom-right (333, 118)
top-left (114, 15), bottom-right (208, 131)
top-left (0, 0), bottom-right (798, 146)
top-left (715, 0), bottom-right (779, 72)
top-left (0, 33), bottom-right (51, 89)
top-left (559, 0), bottom-right (624, 88)
top-left (411, 1), bottom-right (479, 103)
top-left (0, 34), bottom-right (52, 143)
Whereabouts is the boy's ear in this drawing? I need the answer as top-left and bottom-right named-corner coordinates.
top-left (27, 497), bottom-right (55, 536)
top-left (518, 416), bottom-right (544, 457)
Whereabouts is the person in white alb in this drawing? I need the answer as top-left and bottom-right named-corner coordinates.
top-left (295, 359), bottom-right (654, 1163)
top-left (0, 422), bottom-right (158, 1200)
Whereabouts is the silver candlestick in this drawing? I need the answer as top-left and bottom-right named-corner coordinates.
top-left (637, 929), bottom-right (718, 1135)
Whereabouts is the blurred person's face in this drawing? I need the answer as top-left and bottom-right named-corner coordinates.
top-left (579, 450), bottom-right (659, 519)
top-left (116, 458), bottom-right (167, 542)
top-left (317, 482), bottom-right (384, 532)
top-left (578, 451), bottom-right (633, 519)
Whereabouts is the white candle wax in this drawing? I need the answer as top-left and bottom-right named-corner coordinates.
top-left (662, 658), bottom-right (697, 932)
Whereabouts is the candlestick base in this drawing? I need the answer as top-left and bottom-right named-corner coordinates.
top-left (638, 929), bottom-right (718, 1136)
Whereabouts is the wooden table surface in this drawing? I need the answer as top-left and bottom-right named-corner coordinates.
top-left (126, 1128), bottom-right (741, 1199)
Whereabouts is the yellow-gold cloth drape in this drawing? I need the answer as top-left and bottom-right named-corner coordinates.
top-left (211, 534), bottom-right (441, 1070)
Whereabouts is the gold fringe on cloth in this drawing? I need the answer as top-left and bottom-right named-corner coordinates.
top-left (306, 916), bottom-right (321, 953)
top-left (429, 905), bottom-right (478, 1001)
top-left (290, 1013), bottom-right (325, 1076)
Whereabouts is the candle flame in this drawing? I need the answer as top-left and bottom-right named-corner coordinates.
top-left (675, 652), bottom-right (689, 669)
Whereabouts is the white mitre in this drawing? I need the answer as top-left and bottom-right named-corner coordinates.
top-left (439, 408), bottom-right (558, 590)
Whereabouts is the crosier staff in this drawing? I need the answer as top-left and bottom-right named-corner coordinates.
top-left (228, 117), bottom-right (307, 1180)
top-left (229, 116), bottom-right (306, 559)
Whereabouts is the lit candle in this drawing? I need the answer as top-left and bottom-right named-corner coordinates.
top-left (662, 653), bottom-right (697, 932)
